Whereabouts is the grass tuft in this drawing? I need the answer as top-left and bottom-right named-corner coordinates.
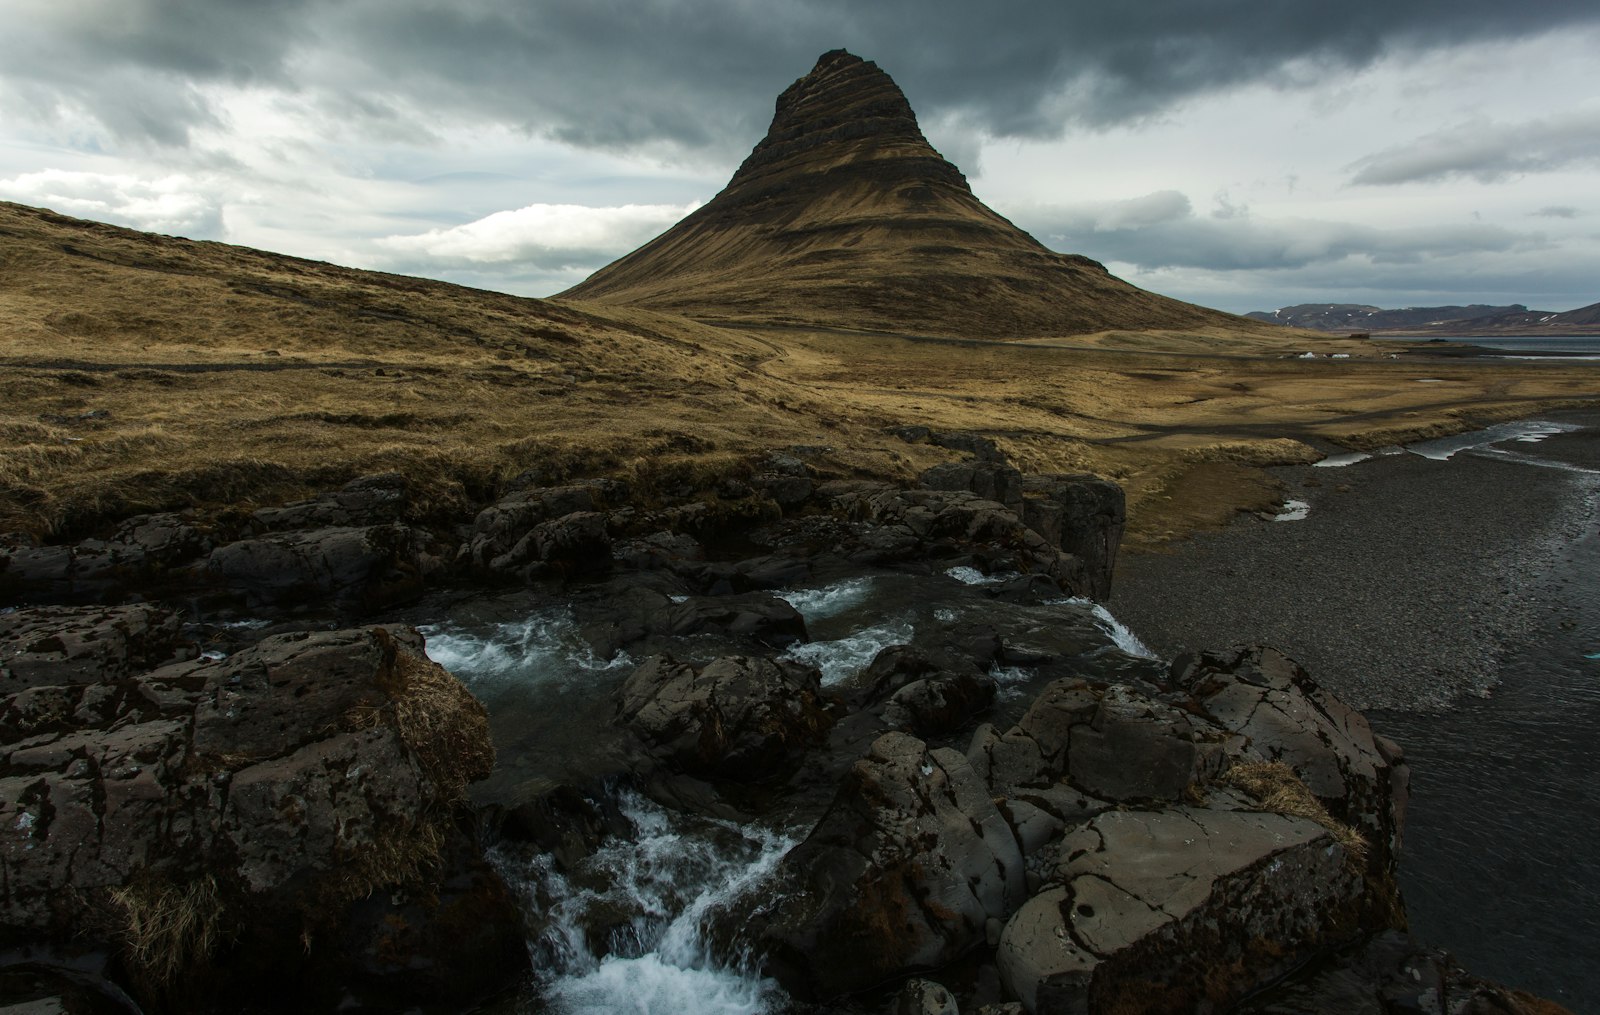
top-left (1224, 760), bottom-right (1368, 869)
top-left (109, 874), bottom-right (227, 984)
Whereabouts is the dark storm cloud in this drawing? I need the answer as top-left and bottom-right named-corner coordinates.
top-left (1347, 109), bottom-right (1600, 185)
top-left (6, 0), bottom-right (1598, 153)
top-left (0, 0), bottom-right (314, 145)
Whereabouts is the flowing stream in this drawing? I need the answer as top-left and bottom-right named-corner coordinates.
top-left (406, 564), bottom-right (1154, 1013)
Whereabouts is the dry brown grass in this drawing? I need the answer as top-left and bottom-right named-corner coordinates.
top-left (109, 874), bottom-right (227, 984)
top-left (4, 200), bottom-right (1597, 544)
top-left (387, 650), bottom-right (494, 801)
top-left (1224, 760), bottom-right (1367, 869)
top-left (330, 816), bottom-right (449, 909)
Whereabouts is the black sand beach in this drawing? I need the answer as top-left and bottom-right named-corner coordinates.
top-left (1112, 411), bottom-right (1600, 712)
top-left (1111, 409), bottom-right (1600, 1010)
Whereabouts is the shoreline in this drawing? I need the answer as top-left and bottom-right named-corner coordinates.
top-left (1109, 410), bottom-right (1600, 712)
top-left (1109, 409), bottom-right (1600, 1009)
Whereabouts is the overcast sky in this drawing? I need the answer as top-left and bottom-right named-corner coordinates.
top-left (3, 0), bottom-right (1598, 315)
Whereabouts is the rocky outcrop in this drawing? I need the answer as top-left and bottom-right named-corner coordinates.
top-left (823, 482), bottom-right (1093, 595)
top-left (921, 461), bottom-right (1025, 515)
top-left (733, 645), bottom-right (1410, 1009)
top-left (7, 453), bottom-right (1499, 1014)
top-left (247, 472), bottom-right (413, 531)
top-left (752, 732), bottom-right (1026, 998)
top-left (202, 521), bottom-right (430, 611)
top-left (0, 512), bottom-right (213, 605)
top-left (997, 808), bottom-right (1364, 1013)
top-left (2, 603), bottom-right (186, 691)
top-left (1173, 645), bottom-right (1409, 894)
top-left (1020, 475), bottom-right (1125, 601)
top-left (616, 654), bottom-right (833, 782)
top-left (462, 480), bottom-right (624, 579)
top-left (0, 608), bottom-right (524, 1012)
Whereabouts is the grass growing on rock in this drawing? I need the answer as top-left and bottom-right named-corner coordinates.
top-left (109, 874), bottom-right (228, 985)
top-left (1224, 760), bottom-right (1368, 870)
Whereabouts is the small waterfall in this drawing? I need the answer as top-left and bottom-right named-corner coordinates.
top-left (774, 576), bottom-right (876, 620)
top-left (1054, 597), bottom-right (1160, 660)
top-left (493, 792), bottom-right (794, 1015)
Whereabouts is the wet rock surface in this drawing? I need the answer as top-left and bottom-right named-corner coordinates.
top-left (751, 731), bottom-right (1027, 998)
top-left (616, 654), bottom-right (833, 782)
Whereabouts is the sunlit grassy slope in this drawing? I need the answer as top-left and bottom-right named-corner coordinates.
top-left (3, 200), bottom-right (1597, 548)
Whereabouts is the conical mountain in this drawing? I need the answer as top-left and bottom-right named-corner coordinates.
top-left (561, 50), bottom-right (1255, 339)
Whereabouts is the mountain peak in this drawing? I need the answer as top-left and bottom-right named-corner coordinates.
top-left (729, 50), bottom-right (967, 191)
top-left (561, 53), bottom-right (1253, 339)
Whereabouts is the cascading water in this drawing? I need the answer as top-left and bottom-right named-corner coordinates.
top-left (414, 567), bottom-right (1163, 1011)
top-left (491, 792), bottom-right (796, 1014)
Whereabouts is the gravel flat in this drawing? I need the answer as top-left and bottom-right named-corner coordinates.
top-left (1109, 411), bottom-right (1600, 712)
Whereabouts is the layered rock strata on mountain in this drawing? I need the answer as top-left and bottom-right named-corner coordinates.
top-left (562, 50), bottom-right (1255, 339)
top-left (0, 608), bottom-right (525, 1011)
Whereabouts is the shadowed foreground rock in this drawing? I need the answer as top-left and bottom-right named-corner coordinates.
top-left (998, 808), bottom-right (1361, 1011)
top-left (728, 646), bottom-right (1410, 1011)
top-left (0, 607), bottom-right (525, 1012)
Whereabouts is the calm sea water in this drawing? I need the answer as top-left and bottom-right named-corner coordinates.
top-left (1376, 334), bottom-right (1600, 357)
top-left (1368, 429), bottom-right (1600, 1012)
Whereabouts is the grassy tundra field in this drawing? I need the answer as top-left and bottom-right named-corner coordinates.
top-left (3, 200), bottom-right (1597, 549)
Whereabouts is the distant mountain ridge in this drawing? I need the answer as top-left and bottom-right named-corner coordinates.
top-left (562, 50), bottom-right (1270, 340)
top-left (1246, 302), bottom-right (1600, 336)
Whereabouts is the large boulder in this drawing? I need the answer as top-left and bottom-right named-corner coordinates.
top-left (1173, 646), bottom-right (1409, 899)
top-left (249, 472), bottom-right (412, 531)
top-left (0, 613), bottom-right (524, 1012)
top-left (920, 461), bottom-right (1025, 515)
top-left (576, 584), bottom-right (810, 658)
top-left (965, 679), bottom-right (1233, 808)
top-left (826, 485), bottom-right (1091, 593)
top-left (997, 807), bottom-right (1366, 1014)
top-left (751, 732), bottom-right (1025, 998)
top-left (616, 654), bottom-right (833, 782)
top-left (1020, 475), bottom-right (1125, 601)
top-left (462, 480), bottom-right (623, 578)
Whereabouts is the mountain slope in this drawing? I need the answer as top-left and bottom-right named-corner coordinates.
top-left (561, 50), bottom-right (1263, 340)
top-left (1246, 301), bottom-right (1600, 335)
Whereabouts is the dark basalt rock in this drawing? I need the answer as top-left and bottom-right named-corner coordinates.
top-left (0, 612), bottom-right (524, 1012)
top-left (1, 512), bottom-right (214, 606)
top-left (1, 604), bottom-right (186, 692)
top-left (462, 479), bottom-right (623, 577)
top-left (997, 808), bottom-right (1365, 1014)
top-left (1173, 645), bottom-right (1410, 898)
top-left (616, 654), bottom-right (833, 782)
top-left (749, 732), bottom-right (1026, 999)
top-left (920, 461), bottom-right (1025, 515)
top-left (1020, 475), bottom-right (1125, 601)
top-left (202, 521), bottom-right (429, 611)
top-left (249, 472), bottom-right (411, 531)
